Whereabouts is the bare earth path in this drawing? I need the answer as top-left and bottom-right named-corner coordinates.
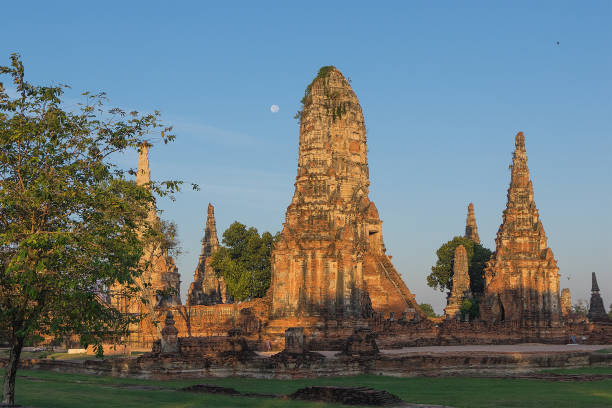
top-left (380, 343), bottom-right (612, 355)
top-left (255, 344), bottom-right (612, 359)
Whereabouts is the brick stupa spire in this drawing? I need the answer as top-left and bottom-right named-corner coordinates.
top-left (187, 203), bottom-right (229, 305)
top-left (480, 132), bottom-right (560, 325)
top-left (112, 143), bottom-right (182, 311)
top-left (137, 143), bottom-right (158, 223)
top-left (560, 288), bottom-right (572, 316)
top-left (136, 143), bottom-right (152, 185)
top-left (444, 245), bottom-right (472, 320)
top-left (465, 203), bottom-right (480, 244)
top-left (587, 272), bottom-right (610, 322)
top-left (269, 66), bottom-right (422, 320)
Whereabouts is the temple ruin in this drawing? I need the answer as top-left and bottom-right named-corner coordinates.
top-left (464, 202), bottom-right (480, 244)
top-left (444, 245), bottom-right (472, 320)
top-left (186, 204), bottom-right (229, 306)
top-left (109, 69), bottom-right (611, 354)
top-left (269, 66), bottom-right (422, 321)
top-left (588, 272), bottom-right (610, 322)
top-left (480, 132), bottom-right (560, 325)
top-left (560, 288), bottom-right (572, 316)
top-left (110, 144), bottom-right (181, 314)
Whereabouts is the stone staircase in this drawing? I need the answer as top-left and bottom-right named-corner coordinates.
top-left (377, 254), bottom-right (423, 317)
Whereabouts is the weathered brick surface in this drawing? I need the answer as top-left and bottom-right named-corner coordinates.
top-left (130, 299), bottom-right (268, 348)
top-left (464, 203), bottom-right (480, 244)
top-left (110, 144), bottom-right (181, 314)
top-left (481, 132), bottom-right (561, 326)
top-left (269, 67), bottom-right (422, 322)
top-left (561, 288), bottom-right (572, 316)
top-left (588, 272), bottom-right (610, 322)
top-left (444, 245), bottom-right (471, 320)
top-left (186, 204), bottom-right (229, 306)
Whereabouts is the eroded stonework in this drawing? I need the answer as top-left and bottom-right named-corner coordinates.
top-left (481, 132), bottom-right (560, 325)
top-left (465, 203), bottom-right (480, 244)
top-left (111, 144), bottom-right (181, 314)
top-left (444, 245), bottom-right (472, 320)
top-left (588, 272), bottom-right (610, 322)
top-left (187, 204), bottom-right (229, 306)
top-left (270, 67), bottom-right (421, 320)
top-left (560, 288), bottom-right (572, 316)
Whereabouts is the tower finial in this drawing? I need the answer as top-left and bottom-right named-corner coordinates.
top-left (515, 131), bottom-right (525, 150)
top-left (136, 143), bottom-right (151, 186)
top-left (592, 272), bottom-right (600, 293)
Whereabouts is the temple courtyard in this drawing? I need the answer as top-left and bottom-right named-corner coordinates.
top-left (3, 344), bottom-right (611, 407)
top-left (2, 363), bottom-right (611, 408)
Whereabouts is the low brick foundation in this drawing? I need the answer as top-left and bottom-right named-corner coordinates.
top-left (6, 344), bottom-right (611, 380)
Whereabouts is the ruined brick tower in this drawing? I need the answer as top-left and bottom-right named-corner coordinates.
top-left (465, 203), bottom-right (480, 244)
top-left (480, 132), bottom-right (560, 325)
top-left (137, 144), bottom-right (181, 307)
top-left (587, 272), bottom-right (610, 322)
top-left (560, 288), bottom-right (572, 316)
top-left (110, 144), bottom-right (182, 312)
top-left (187, 204), bottom-right (229, 305)
top-left (270, 66), bottom-right (421, 320)
top-left (444, 245), bottom-right (472, 320)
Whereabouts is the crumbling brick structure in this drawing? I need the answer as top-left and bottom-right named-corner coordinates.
top-left (444, 245), bottom-right (472, 320)
top-left (588, 272), bottom-right (610, 322)
top-left (187, 203), bottom-right (229, 306)
top-left (464, 203), bottom-right (480, 244)
top-left (269, 66), bottom-right (422, 322)
top-left (110, 143), bottom-right (181, 315)
top-left (481, 132), bottom-right (560, 326)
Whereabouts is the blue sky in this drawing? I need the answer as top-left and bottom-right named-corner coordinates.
top-left (2, 1), bottom-right (610, 313)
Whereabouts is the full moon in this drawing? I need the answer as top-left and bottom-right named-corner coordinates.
top-left (270, 104), bottom-right (280, 113)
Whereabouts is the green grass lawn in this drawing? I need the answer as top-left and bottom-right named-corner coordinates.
top-left (2, 368), bottom-right (612, 408)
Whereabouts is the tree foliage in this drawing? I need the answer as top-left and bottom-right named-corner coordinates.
top-left (210, 221), bottom-right (278, 301)
top-left (419, 303), bottom-right (439, 318)
top-left (0, 54), bottom-right (181, 405)
top-left (459, 297), bottom-right (480, 321)
top-left (427, 236), bottom-right (492, 294)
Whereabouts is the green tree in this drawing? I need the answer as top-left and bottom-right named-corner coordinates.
top-left (0, 54), bottom-right (183, 405)
top-left (459, 297), bottom-right (480, 321)
top-left (427, 236), bottom-right (492, 294)
top-left (210, 222), bottom-right (278, 301)
top-left (419, 303), bottom-right (439, 318)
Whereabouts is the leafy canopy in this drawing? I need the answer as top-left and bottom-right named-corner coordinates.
top-left (210, 221), bottom-right (278, 301)
top-left (0, 54), bottom-right (181, 404)
top-left (427, 236), bottom-right (492, 294)
top-left (419, 303), bottom-right (439, 318)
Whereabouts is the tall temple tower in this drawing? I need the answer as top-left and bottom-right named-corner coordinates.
top-left (111, 144), bottom-right (182, 313)
top-left (444, 245), bottom-right (472, 320)
top-left (464, 203), bottom-right (480, 244)
top-left (480, 132), bottom-right (560, 325)
top-left (560, 288), bottom-right (572, 316)
top-left (187, 203), bottom-right (229, 305)
top-left (270, 66), bottom-right (421, 320)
